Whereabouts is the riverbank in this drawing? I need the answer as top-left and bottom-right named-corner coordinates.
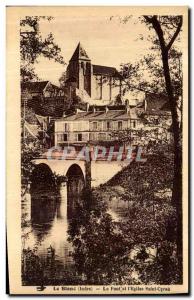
top-left (87, 153), bottom-right (180, 284)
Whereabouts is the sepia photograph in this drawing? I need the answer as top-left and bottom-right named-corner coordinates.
top-left (6, 6), bottom-right (188, 295)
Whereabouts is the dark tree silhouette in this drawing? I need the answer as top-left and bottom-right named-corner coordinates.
top-left (143, 15), bottom-right (183, 276)
top-left (20, 16), bottom-right (65, 82)
top-left (114, 15), bottom-right (183, 274)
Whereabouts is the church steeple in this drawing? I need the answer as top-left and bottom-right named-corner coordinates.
top-left (66, 42), bottom-right (92, 98)
top-left (70, 42), bottom-right (90, 61)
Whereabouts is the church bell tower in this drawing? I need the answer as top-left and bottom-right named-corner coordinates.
top-left (66, 42), bottom-right (92, 97)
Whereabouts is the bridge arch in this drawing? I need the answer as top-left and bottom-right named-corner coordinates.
top-left (30, 163), bottom-right (56, 194)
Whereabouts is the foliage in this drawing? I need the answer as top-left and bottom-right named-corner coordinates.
top-left (67, 152), bottom-right (181, 285)
top-left (68, 190), bottom-right (133, 285)
top-left (113, 15), bottom-right (183, 120)
top-left (65, 95), bottom-right (83, 115)
top-left (20, 16), bottom-right (65, 82)
top-left (21, 136), bottom-right (42, 183)
top-left (22, 248), bottom-right (45, 285)
top-left (110, 124), bottom-right (173, 154)
top-left (114, 94), bottom-right (122, 105)
top-left (22, 248), bottom-right (80, 285)
top-left (138, 241), bottom-right (181, 284)
top-left (140, 16), bottom-right (183, 270)
top-left (59, 71), bottom-right (67, 88)
top-left (119, 47), bottom-right (182, 101)
top-left (92, 152), bottom-right (181, 284)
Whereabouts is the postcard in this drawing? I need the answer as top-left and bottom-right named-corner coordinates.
top-left (6, 6), bottom-right (189, 295)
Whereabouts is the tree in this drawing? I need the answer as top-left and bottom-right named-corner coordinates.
top-left (21, 135), bottom-right (42, 184)
top-left (67, 152), bottom-right (181, 284)
top-left (142, 15), bottom-right (183, 275)
top-left (115, 15), bottom-right (183, 273)
top-left (59, 71), bottom-right (67, 88)
top-left (100, 152), bottom-right (181, 283)
top-left (20, 16), bottom-right (65, 82)
top-left (68, 190), bottom-right (132, 284)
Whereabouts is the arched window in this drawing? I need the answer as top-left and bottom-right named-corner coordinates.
top-left (81, 61), bottom-right (86, 75)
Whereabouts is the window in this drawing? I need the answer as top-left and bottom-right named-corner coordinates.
top-left (98, 133), bottom-right (106, 141)
top-left (64, 123), bottom-right (68, 132)
top-left (78, 133), bottom-right (82, 141)
top-left (131, 120), bottom-right (136, 128)
top-left (57, 134), bottom-right (64, 142)
top-left (81, 61), bottom-right (86, 75)
top-left (93, 122), bottom-right (97, 130)
top-left (98, 121), bottom-right (103, 131)
top-left (95, 76), bottom-right (102, 100)
top-left (118, 121), bottom-right (122, 130)
top-left (57, 133), bottom-right (67, 142)
top-left (107, 133), bottom-right (111, 140)
top-left (107, 121), bottom-right (110, 130)
top-left (89, 133), bottom-right (97, 141)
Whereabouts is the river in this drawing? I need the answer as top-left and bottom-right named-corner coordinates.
top-left (21, 181), bottom-right (156, 285)
top-left (22, 184), bottom-right (76, 285)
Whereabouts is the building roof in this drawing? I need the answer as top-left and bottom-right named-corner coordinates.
top-left (57, 108), bottom-right (138, 122)
top-left (88, 105), bottom-right (126, 112)
top-left (24, 121), bottom-right (40, 138)
top-left (146, 109), bottom-right (171, 116)
top-left (21, 81), bottom-right (49, 93)
top-left (93, 65), bottom-right (119, 77)
top-left (51, 83), bottom-right (64, 91)
top-left (70, 42), bottom-right (90, 61)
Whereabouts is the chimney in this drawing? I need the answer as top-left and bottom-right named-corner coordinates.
top-left (144, 99), bottom-right (147, 112)
top-left (126, 106), bottom-right (130, 114)
top-left (48, 116), bottom-right (51, 123)
top-left (125, 100), bottom-right (130, 114)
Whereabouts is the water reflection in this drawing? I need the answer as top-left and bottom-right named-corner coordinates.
top-left (67, 177), bottom-right (85, 219)
top-left (23, 183), bottom-right (74, 266)
top-left (31, 195), bottom-right (57, 234)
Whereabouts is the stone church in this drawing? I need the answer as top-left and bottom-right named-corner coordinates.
top-left (65, 42), bottom-right (144, 106)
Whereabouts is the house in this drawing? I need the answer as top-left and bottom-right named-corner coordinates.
top-left (21, 81), bottom-right (66, 117)
top-left (21, 81), bottom-right (65, 100)
top-left (54, 92), bottom-right (173, 148)
top-left (64, 42), bottom-right (145, 106)
top-left (54, 105), bottom-right (142, 147)
top-left (22, 106), bottom-right (54, 148)
top-left (142, 93), bottom-right (172, 142)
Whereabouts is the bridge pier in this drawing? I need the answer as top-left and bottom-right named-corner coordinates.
top-left (85, 160), bottom-right (92, 191)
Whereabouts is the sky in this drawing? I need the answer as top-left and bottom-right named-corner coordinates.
top-left (34, 13), bottom-right (152, 85)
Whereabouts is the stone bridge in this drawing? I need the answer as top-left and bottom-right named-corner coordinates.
top-left (33, 158), bottom-right (129, 188)
top-left (30, 157), bottom-right (129, 219)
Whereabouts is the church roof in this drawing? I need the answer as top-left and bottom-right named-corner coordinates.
top-left (93, 65), bottom-right (120, 77)
top-left (70, 42), bottom-right (90, 61)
